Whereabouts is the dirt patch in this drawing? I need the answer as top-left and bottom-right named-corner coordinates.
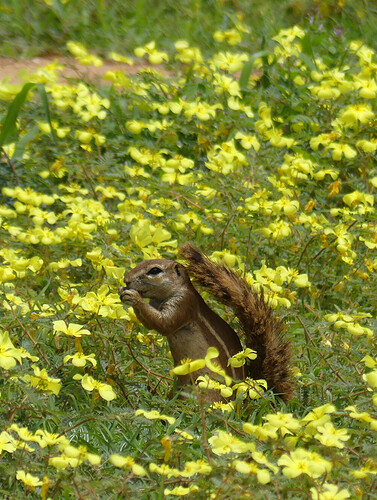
top-left (0, 56), bottom-right (170, 83)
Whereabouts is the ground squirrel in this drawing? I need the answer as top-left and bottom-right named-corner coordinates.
top-left (119, 243), bottom-right (293, 401)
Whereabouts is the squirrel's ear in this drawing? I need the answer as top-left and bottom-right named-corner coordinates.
top-left (174, 263), bottom-right (187, 277)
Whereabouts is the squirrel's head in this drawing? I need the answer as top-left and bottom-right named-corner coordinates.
top-left (124, 259), bottom-right (191, 300)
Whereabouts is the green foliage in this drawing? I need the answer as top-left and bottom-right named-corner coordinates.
top-left (0, 5), bottom-right (377, 499)
top-left (1, 0), bottom-right (377, 57)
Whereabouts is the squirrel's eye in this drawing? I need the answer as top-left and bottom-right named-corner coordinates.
top-left (146, 267), bottom-right (163, 276)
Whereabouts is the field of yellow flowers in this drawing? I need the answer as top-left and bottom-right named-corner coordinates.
top-left (0, 9), bottom-right (377, 500)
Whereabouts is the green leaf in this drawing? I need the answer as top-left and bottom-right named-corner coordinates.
top-left (298, 52), bottom-right (317, 73)
top-left (0, 82), bottom-right (36, 148)
top-left (36, 83), bottom-right (57, 145)
top-left (239, 50), bottom-right (271, 89)
top-left (0, 82), bottom-right (57, 162)
top-left (12, 125), bottom-right (40, 159)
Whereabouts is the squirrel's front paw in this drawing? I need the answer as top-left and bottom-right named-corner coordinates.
top-left (118, 286), bottom-right (141, 305)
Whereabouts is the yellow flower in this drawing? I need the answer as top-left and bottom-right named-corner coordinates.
top-left (2, 186), bottom-right (55, 206)
top-left (227, 97), bottom-right (254, 116)
top-left (164, 485), bottom-right (199, 496)
top-left (211, 51), bottom-right (248, 72)
top-left (213, 29), bottom-right (242, 45)
top-left (357, 77), bottom-right (377, 98)
top-left (196, 375), bottom-right (233, 398)
top-left (232, 460), bottom-right (271, 484)
top-left (301, 403), bottom-right (336, 435)
top-left (74, 129), bottom-right (106, 146)
top-left (273, 266), bottom-right (311, 288)
top-left (110, 454), bottom-right (147, 476)
top-left (64, 444), bottom-right (101, 465)
top-left (204, 347), bottom-right (233, 385)
top-left (49, 444), bottom-right (101, 469)
top-left (25, 365), bottom-right (61, 395)
top-left (278, 448), bottom-right (332, 478)
top-left (261, 219), bottom-right (292, 240)
top-left (314, 422), bottom-right (350, 448)
top-left (0, 81), bottom-right (23, 100)
top-left (171, 358), bottom-right (206, 376)
top-left (345, 405), bottom-right (372, 423)
top-left (130, 220), bottom-right (177, 253)
top-left (0, 331), bottom-right (23, 369)
top-left (160, 155), bottom-right (195, 185)
top-left (66, 41), bottom-right (102, 66)
top-left (134, 41), bottom-right (168, 64)
top-left (267, 128), bottom-right (295, 148)
top-left (210, 401), bottom-right (235, 413)
top-left (174, 429), bottom-right (194, 441)
top-left (313, 168), bottom-right (339, 181)
top-left (234, 131), bottom-right (260, 151)
top-left (243, 422), bottom-right (278, 441)
top-left (343, 190), bottom-right (374, 207)
top-left (310, 82), bottom-right (341, 99)
top-left (363, 370), bottom-right (377, 388)
top-left (280, 153), bottom-right (315, 179)
top-left (180, 460), bottom-right (212, 477)
top-left (152, 100), bottom-right (184, 115)
top-left (74, 374), bottom-right (116, 401)
top-left (205, 139), bottom-right (247, 174)
top-left (135, 409), bottom-right (175, 425)
top-left (63, 352), bottom-right (97, 368)
top-left (357, 139), bottom-right (377, 153)
top-left (49, 455), bottom-right (79, 469)
top-left (0, 431), bottom-right (17, 453)
top-left (95, 185), bottom-right (125, 201)
top-left (174, 40), bottom-right (203, 64)
top-left (213, 73), bottom-right (241, 97)
top-left (351, 459), bottom-right (377, 479)
top-left (150, 459), bottom-right (211, 480)
top-left (34, 429), bottom-right (70, 448)
top-left (228, 348), bottom-right (257, 368)
top-left (272, 197), bottom-right (299, 216)
top-left (0, 267), bottom-right (16, 282)
top-left (327, 142), bottom-right (357, 161)
top-left (210, 250), bottom-right (243, 268)
top-left (263, 412), bottom-right (301, 436)
top-left (127, 146), bottom-right (167, 168)
top-left (361, 355), bottom-right (377, 368)
top-left (183, 100), bottom-right (222, 121)
top-left (16, 470), bottom-right (43, 488)
top-left (273, 25), bottom-right (305, 43)
top-left (37, 120), bottom-right (70, 138)
top-left (72, 285), bottom-right (127, 318)
top-left (232, 379), bottom-right (267, 400)
top-left (338, 103), bottom-right (374, 127)
top-left (310, 482), bottom-right (351, 500)
top-left (7, 423), bottom-right (39, 443)
top-left (109, 51), bottom-right (134, 65)
top-left (149, 463), bottom-right (179, 477)
top-left (208, 430), bottom-right (255, 455)
top-left (53, 320), bottom-right (91, 338)
top-left (346, 322), bottom-right (373, 337)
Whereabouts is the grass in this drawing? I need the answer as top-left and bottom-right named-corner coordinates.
top-left (0, 1), bottom-right (377, 498)
top-left (0, 0), bottom-right (376, 57)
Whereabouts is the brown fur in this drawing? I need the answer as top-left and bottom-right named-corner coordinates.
top-left (179, 243), bottom-right (293, 401)
top-left (119, 258), bottom-right (244, 395)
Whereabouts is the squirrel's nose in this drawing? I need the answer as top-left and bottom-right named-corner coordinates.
top-left (123, 271), bottom-right (132, 286)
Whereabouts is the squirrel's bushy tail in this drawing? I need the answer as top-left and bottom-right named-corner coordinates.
top-left (179, 243), bottom-right (293, 401)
